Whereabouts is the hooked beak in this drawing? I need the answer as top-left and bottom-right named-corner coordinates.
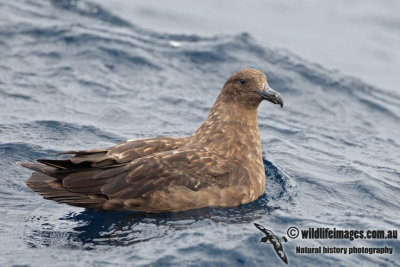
top-left (252, 85), bottom-right (283, 108)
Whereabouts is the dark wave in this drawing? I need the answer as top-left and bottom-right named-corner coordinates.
top-left (50, 0), bottom-right (131, 27)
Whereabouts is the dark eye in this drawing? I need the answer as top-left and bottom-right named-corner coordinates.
top-left (240, 79), bottom-right (246, 84)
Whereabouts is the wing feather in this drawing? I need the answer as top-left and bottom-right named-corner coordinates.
top-left (21, 137), bottom-right (233, 212)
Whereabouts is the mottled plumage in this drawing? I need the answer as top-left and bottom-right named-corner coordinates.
top-left (254, 223), bottom-right (288, 264)
top-left (19, 68), bottom-right (283, 212)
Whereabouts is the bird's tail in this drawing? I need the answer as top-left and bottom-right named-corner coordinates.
top-left (18, 162), bottom-right (107, 209)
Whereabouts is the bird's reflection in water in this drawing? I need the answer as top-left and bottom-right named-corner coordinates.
top-left (29, 158), bottom-right (290, 248)
top-left (63, 193), bottom-right (279, 248)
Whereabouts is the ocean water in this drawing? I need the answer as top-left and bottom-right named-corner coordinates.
top-left (1, 0), bottom-right (400, 266)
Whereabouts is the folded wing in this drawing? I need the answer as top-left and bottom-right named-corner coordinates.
top-left (21, 137), bottom-right (232, 212)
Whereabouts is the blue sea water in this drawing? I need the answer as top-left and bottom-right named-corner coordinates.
top-left (1, 0), bottom-right (400, 266)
